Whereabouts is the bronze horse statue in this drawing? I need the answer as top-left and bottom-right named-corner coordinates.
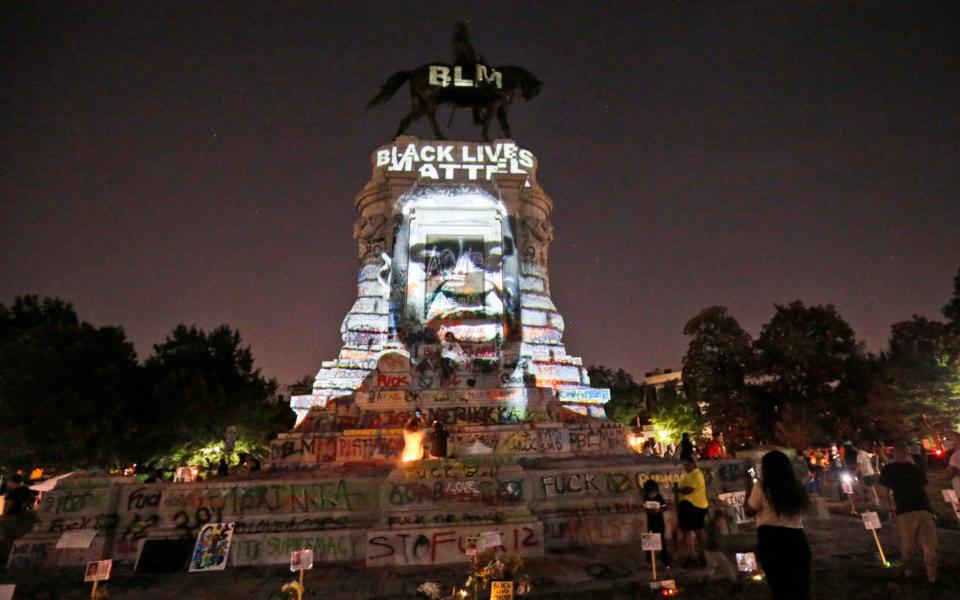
top-left (367, 64), bottom-right (542, 141)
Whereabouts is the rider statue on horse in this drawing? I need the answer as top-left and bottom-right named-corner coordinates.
top-left (367, 23), bottom-right (541, 141)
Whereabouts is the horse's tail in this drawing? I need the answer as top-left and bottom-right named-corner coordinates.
top-left (367, 71), bottom-right (410, 109)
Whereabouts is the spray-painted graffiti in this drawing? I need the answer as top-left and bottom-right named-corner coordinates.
top-left (44, 513), bottom-right (119, 533)
top-left (543, 514), bottom-right (646, 547)
top-left (400, 460), bottom-right (503, 480)
top-left (536, 470), bottom-right (684, 499)
top-left (376, 374), bottom-right (410, 388)
top-left (40, 490), bottom-right (111, 515)
top-left (386, 510), bottom-right (507, 528)
top-left (230, 531), bottom-right (366, 566)
top-left (569, 428), bottom-right (628, 453)
top-left (387, 478), bottom-right (524, 507)
top-left (337, 436), bottom-right (404, 461)
top-left (366, 522), bottom-right (543, 566)
top-left (160, 480), bottom-right (377, 517)
top-left (7, 541), bottom-right (50, 568)
top-left (451, 428), bottom-right (570, 456)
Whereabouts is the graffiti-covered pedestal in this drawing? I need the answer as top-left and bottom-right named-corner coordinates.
top-left (278, 137), bottom-right (625, 463)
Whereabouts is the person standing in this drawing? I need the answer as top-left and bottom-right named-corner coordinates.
top-left (946, 433), bottom-right (960, 502)
top-left (879, 444), bottom-right (937, 584)
top-left (676, 457), bottom-right (708, 565)
top-left (807, 449), bottom-right (824, 496)
top-left (703, 432), bottom-right (726, 459)
top-left (0, 474), bottom-right (37, 565)
top-left (855, 445), bottom-right (880, 507)
top-left (429, 420), bottom-right (449, 458)
top-left (908, 440), bottom-right (925, 474)
top-left (2, 475), bottom-right (35, 516)
top-left (642, 479), bottom-right (671, 568)
top-left (678, 432), bottom-right (696, 462)
top-left (744, 450), bottom-right (811, 600)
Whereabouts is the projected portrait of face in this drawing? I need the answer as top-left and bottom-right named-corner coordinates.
top-left (423, 236), bottom-right (486, 319)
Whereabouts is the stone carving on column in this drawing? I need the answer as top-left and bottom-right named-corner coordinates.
top-left (353, 213), bottom-right (389, 261)
top-left (520, 216), bottom-right (553, 267)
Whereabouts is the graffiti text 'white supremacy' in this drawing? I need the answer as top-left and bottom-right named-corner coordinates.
top-left (376, 143), bottom-right (535, 181)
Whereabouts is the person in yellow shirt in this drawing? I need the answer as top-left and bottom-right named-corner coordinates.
top-left (677, 457), bottom-right (708, 565)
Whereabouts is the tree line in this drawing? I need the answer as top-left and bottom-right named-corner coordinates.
top-left (0, 296), bottom-right (293, 473)
top-left (595, 268), bottom-right (960, 448)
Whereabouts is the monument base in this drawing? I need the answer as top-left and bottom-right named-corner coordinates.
top-left (8, 457), bottom-right (746, 570)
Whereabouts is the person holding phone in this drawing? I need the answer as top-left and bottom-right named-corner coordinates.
top-left (744, 450), bottom-right (811, 600)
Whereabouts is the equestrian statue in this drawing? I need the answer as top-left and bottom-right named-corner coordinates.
top-left (367, 23), bottom-right (542, 141)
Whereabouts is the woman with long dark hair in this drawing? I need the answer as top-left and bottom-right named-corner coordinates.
top-left (744, 450), bottom-right (812, 600)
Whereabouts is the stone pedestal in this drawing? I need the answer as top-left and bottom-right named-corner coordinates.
top-left (281, 138), bottom-right (623, 463)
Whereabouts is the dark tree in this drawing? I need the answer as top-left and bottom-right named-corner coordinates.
top-left (588, 365), bottom-right (644, 426)
top-left (0, 296), bottom-right (142, 470)
top-left (942, 267), bottom-right (960, 325)
top-left (648, 379), bottom-right (706, 444)
top-left (287, 374), bottom-right (315, 397)
top-left (137, 325), bottom-right (290, 467)
top-left (879, 316), bottom-right (960, 439)
top-left (751, 301), bottom-right (868, 445)
top-left (681, 306), bottom-right (757, 446)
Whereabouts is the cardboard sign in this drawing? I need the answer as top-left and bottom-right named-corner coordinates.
top-left (650, 579), bottom-right (677, 590)
top-left (644, 501), bottom-right (662, 510)
top-left (57, 528), bottom-right (98, 549)
top-left (174, 466), bottom-right (198, 483)
top-left (465, 536), bottom-right (479, 556)
top-left (942, 489), bottom-right (958, 505)
top-left (189, 522), bottom-right (235, 572)
top-left (841, 481), bottom-right (854, 495)
top-left (641, 532), bottom-right (663, 552)
top-left (490, 581), bottom-right (514, 600)
top-left (290, 549), bottom-right (314, 572)
top-left (84, 559), bottom-right (112, 582)
top-left (736, 552), bottom-right (758, 572)
top-left (718, 491), bottom-right (752, 524)
top-left (861, 511), bottom-right (881, 530)
top-left (0, 584), bottom-right (15, 600)
top-left (477, 530), bottom-right (502, 551)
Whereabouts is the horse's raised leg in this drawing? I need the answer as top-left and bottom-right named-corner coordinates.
top-left (424, 102), bottom-right (446, 140)
top-left (395, 98), bottom-right (426, 138)
top-left (496, 106), bottom-right (512, 139)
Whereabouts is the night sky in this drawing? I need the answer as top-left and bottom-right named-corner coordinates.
top-left (2, 2), bottom-right (958, 385)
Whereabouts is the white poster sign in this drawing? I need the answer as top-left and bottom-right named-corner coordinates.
top-left (188, 522), bottom-right (235, 572)
top-left (478, 530), bottom-right (502, 551)
top-left (290, 549), bottom-right (314, 572)
top-left (84, 559), bottom-right (112, 582)
top-left (57, 528), bottom-right (98, 549)
top-left (861, 511), bottom-right (882, 530)
top-left (718, 491), bottom-right (752, 524)
top-left (641, 532), bottom-right (662, 552)
top-left (490, 580), bottom-right (514, 600)
top-left (736, 552), bottom-right (758, 572)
